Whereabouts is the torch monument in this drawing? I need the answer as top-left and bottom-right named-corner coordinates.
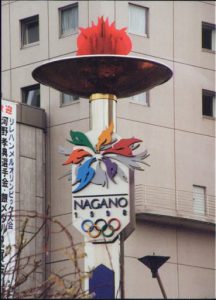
top-left (32, 17), bottom-right (172, 299)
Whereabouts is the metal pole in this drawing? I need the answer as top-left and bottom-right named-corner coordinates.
top-left (155, 272), bottom-right (167, 299)
top-left (89, 93), bottom-right (117, 132)
top-left (120, 233), bottom-right (125, 299)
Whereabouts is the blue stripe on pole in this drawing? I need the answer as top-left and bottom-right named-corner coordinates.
top-left (89, 264), bottom-right (115, 299)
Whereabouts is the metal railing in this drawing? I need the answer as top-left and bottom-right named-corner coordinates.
top-left (135, 184), bottom-right (216, 224)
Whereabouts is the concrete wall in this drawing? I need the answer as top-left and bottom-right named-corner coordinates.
top-left (15, 103), bottom-right (46, 294)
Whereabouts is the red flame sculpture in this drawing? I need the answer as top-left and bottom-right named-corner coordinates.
top-left (77, 16), bottom-right (132, 55)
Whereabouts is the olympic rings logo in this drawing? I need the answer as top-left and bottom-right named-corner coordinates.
top-left (81, 218), bottom-right (121, 238)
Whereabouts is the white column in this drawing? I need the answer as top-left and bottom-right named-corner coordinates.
top-left (90, 93), bottom-right (117, 132)
top-left (84, 93), bottom-right (122, 298)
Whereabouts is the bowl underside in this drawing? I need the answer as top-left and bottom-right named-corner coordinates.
top-left (32, 55), bottom-right (173, 99)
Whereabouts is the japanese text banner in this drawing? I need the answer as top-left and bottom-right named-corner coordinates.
top-left (1, 100), bottom-right (16, 296)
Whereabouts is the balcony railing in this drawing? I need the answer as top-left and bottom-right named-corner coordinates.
top-left (135, 184), bottom-right (215, 224)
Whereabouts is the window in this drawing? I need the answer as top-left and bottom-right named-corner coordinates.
top-left (131, 92), bottom-right (149, 106)
top-left (202, 90), bottom-right (215, 118)
top-left (22, 84), bottom-right (40, 107)
top-left (193, 185), bottom-right (206, 215)
top-left (21, 15), bottom-right (39, 47)
top-left (61, 93), bottom-right (79, 106)
top-left (59, 4), bottom-right (78, 37)
top-left (129, 3), bottom-right (148, 36)
top-left (202, 22), bottom-right (216, 51)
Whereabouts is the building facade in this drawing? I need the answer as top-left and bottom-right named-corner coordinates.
top-left (1, 0), bottom-right (215, 298)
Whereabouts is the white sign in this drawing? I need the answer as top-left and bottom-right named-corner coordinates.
top-left (62, 122), bottom-right (148, 243)
top-left (1, 100), bottom-right (16, 295)
top-left (69, 127), bottom-right (132, 243)
top-left (71, 134), bottom-right (130, 243)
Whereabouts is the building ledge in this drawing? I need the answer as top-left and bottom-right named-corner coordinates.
top-left (16, 102), bottom-right (46, 130)
top-left (135, 184), bottom-right (215, 231)
top-left (136, 212), bottom-right (215, 232)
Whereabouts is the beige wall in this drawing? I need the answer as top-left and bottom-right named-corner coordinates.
top-left (175, 131), bottom-right (215, 194)
top-left (174, 1), bottom-right (215, 70)
top-left (117, 1), bottom-right (174, 60)
top-left (125, 221), bottom-right (215, 298)
top-left (174, 63), bottom-right (215, 136)
top-left (9, 1), bottom-right (49, 68)
top-left (2, 4), bottom-right (10, 71)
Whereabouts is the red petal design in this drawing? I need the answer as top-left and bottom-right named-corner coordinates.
top-left (113, 138), bottom-right (142, 149)
top-left (77, 16), bottom-right (132, 55)
top-left (63, 149), bottom-right (92, 165)
top-left (103, 138), bottom-right (142, 157)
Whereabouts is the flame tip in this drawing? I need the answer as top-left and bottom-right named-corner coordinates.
top-left (76, 15), bottom-right (132, 55)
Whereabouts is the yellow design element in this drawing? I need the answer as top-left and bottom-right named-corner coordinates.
top-left (89, 93), bottom-right (117, 102)
top-left (96, 121), bottom-right (114, 152)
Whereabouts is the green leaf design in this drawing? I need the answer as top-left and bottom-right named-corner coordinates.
top-left (68, 130), bottom-right (96, 153)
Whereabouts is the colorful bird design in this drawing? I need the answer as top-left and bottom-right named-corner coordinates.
top-left (61, 123), bottom-right (149, 193)
top-left (68, 130), bottom-right (96, 153)
top-left (102, 157), bottom-right (118, 183)
top-left (73, 157), bottom-right (96, 193)
top-left (96, 121), bottom-right (114, 152)
top-left (63, 149), bottom-right (92, 165)
top-left (103, 137), bottom-right (142, 157)
top-left (92, 161), bottom-right (108, 187)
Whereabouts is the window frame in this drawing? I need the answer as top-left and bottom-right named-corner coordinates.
top-left (21, 84), bottom-right (40, 108)
top-left (192, 185), bottom-right (206, 216)
top-left (59, 3), bottom-right (79, 38)
top-left (130, 91), bottom-right (150, 106)
top-left (60, 92), bottom-right (80, 107)
top-left (128, 2), bottom-right (149, 38)
top-left (202, 89), bottom-right (216, 119)
top-left (20, 15), bottom-right (40, 49)
top-left (202, 21), bottom-right (216, 53)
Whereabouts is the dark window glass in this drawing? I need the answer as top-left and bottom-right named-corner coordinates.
top-left (22, 84), bottom-right (40, 107)
top-left (202, 22), bottom-right (215, 50)
top-left (21, 15), bottom-right (39, 46)
top-left (202, 90), bottom-right (215, 117)
top-left (61, 93), bottom-right (79, 106)
top-left (202, 27), bottom-right (212, 49)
